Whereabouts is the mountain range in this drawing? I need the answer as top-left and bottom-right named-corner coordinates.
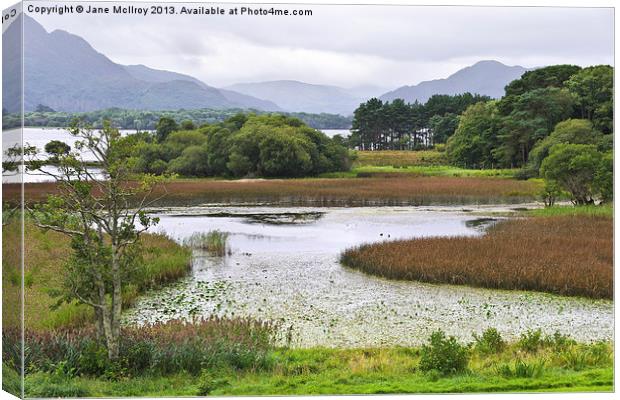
top-left (380, 60), bottom-right (528, 103)
top-left (3, 15), bottom-right (530, 116)
top-left (3, 15), bottom-right (280, 113)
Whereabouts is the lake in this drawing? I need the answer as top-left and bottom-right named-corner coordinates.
top-left (123, 205), bottom-right (613, 348)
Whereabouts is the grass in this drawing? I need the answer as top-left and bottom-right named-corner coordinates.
top-left (184, 230), bottom-right (230, 256)
top-left (341, 213), bottom-right (612, 299)
top-left (523, 204), bottom-right (613, 218)
top-left (321, 165), bottom-right (519, 179)
top-left (2, 220), bottom-right (191, 331)
top-left (11, 176), bottom-right (541, 207)
top-left (353, 150), bottom-right (448, 167)
top-left (21, 338), bottom-right (613, 396)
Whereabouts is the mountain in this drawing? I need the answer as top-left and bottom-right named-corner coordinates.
top-left (224, 80), bottom-right (363, 116)
top-left (3, 15), bottom-right (279, 113)
top-left (380, 60), bottom-right (528, 103)
top-left (123, 64), bottom-right (281, 111)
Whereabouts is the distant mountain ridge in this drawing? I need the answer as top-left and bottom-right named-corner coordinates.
top-left (3, 16), bottom-right (532, 116)
top-left (3, 15), bottom-right (280, 113)
top-left (224, 80), bottom-right (365, 116)
top-left (380, 60), bottom-right (528, 103)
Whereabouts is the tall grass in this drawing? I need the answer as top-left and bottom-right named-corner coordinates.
top-left (185, 231), bottom-right (230, 256)
top-left (5, 317), bottom-right (277, 379)
top-left (13, 176), bottom-right (541, 207)
top-left (4, 222), bottom-right (192, 331)
top-left (341, 214), bottom-right (612, 299)
top-left (354, 150), bottom-right (448, 167)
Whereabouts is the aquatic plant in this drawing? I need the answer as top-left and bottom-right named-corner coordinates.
top-left (341, 214), bottom-right (612, 299)
top-left (185, 231), bottom-right (230, 256)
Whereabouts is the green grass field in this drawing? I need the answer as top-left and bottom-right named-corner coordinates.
top-left (24, 343), bottom-right (613, 397)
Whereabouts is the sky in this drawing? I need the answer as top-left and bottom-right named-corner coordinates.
top-left (26, 2), bottom-right (614, 90)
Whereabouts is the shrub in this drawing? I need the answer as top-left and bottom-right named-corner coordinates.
top-left (419, 330), bottom-right (469, 375)
top-left (518, 329), bottom-right (544, 353)
top-left (472, 328), bottom-right (505, 355)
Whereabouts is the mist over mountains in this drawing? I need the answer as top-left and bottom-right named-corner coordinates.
top-left (3, 15), bottom-right (530, 116)
top-left (3, 15), bottom-right (280, 113)
top-left (380, 60), bottom-right (528, 103)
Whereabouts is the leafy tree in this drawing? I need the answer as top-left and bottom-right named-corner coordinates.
top-left (497, 87), bottom-right (574, 167)
top-left (540, 144), bottom-right (603, 205)
top-left (180, 119), bottom-right (196, 130)
top-left (167, 144), bottom-right (210, 177)
top-left (526, 119), bottom-right (602, 175)
top-left (446, 101), bottom-right (501, 168)
top-left (594, 151), bottom-right (613, 203)
top-left (428, 113), bottom-right (459, 144)
top-left (44, 140), bottom-right (71, 162)
top-left (155, 117), bottom-right (179, 142)
top-left (566, 65), bottom-right (613, 134)
top-left (28, 121), bottom-right (166, 360)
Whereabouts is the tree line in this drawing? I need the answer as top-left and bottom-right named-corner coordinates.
top-left (3, 107), bottom-right (353, 130)
top-left (349, 93), bottom-right (490, 150)
top-left (133, 114), bottom-right (351, 178)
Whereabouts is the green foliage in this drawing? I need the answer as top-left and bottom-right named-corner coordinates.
top-left (526, 119), bottom-right (603, 175)
top-left (44, 140), bottom-right (71, 158)
top-left (517, 329), bottom-right (545, 353)
top-left (446, 101), bottom-right (501, 168)
top-left (497, 359), bottom-right (546, 379)
top-left (419, 330), bottom-right (469, 375)
top-left (155, 117), bottom-right (179, 142)
top-left (197, 370), bottom-right (230, 395)
top-left (472, 328), bottom-right (505, 355)
top-left (136, 114), bottom-right (350, 178)
top-left (5, 108), bottom-right (352, 130)
top-left (185, 231), bottom-right (230, 256)
top-left (351, 93), bottom-right (489, 151)
top-left (25, 362), bottom-right (91, 398)
top-left (566, 65), bottom-right (613, 134)
top-left (540, 144), bottom-right (609, 205)
top-left (2, 363), bottom-right (22, 397)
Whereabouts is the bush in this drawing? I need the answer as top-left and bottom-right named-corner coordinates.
top-left (517, 329), bottom-right (544, 353)
top-left (472, 328), bottom-right (505, 355)
top-left (419, 330), bottom-right (469, 375)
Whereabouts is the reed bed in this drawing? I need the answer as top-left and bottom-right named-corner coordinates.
top-left (341, 215), bottom-right (612, 299)
top-left (4, 317), bottom-right (277, 378)
top-left (184, 230), bottom-right (230, 256)
top-left (11, 176), bottom-right (539, 206)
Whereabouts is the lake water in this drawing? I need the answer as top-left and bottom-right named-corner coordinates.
top-left (123, 205), bottom-right (613, 348)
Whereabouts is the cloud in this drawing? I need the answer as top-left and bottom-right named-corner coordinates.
top-left (29, 3), bottom-right (614, 88)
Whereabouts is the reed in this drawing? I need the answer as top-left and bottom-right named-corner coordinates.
top-left (185, 230), bottom-right (230, 256)
top-left (341, 214), bottom-right (612, 299)
top-left (11, 176), bottom-right (541, 207)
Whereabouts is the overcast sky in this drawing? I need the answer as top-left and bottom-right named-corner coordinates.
top-left (27, 2), bottom-right (614, 89)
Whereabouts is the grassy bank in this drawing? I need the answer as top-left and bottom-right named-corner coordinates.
top-left (2, 221), bottom-right (192, 331)
top-left (18, 329), bottom-right (612, 397)
top-left (341, 211), bottom-right (612, 299)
